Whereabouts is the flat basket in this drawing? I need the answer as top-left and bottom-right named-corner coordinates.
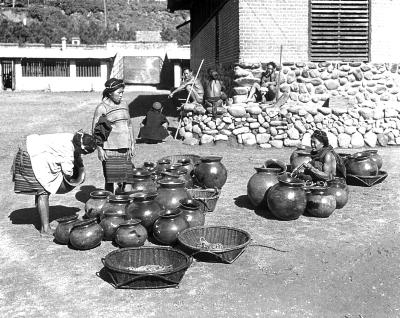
top-left (346, 170), bottom-right (388, 187)
top-left (159, 154), bottom-right (201, 165)
top-left (187, 188), bottom-right (220, 213)
top-left (177, 226), bottom-right (251, 264)
top-left (102, 246), bottom-right (191, 289)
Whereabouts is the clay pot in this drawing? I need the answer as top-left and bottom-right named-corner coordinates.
top-left (100, 194), bottom-right (130, 220)
top-left (99, 211), bottom-right (126, 241)
top-left (84, 190), bottom-right (111, 220)
top-left (114, 219), bottom-right (148, 248)
top-left (156, 158), bottom-right (171, 173)
top-left (361, 150), bottom-right (382, 170)
top-left (152, 209), bottom-right (189, 245)
top-left (193, 156), bottom-right (227, 189)
top-left (346, 153), bottom-right (378, 176)
top-left (290, 146), bottom-right (312, 170)
top-left (177, 158), bottom-right (195, 176)
top-left (155, 179), bottom-right (190, 210)
top-left (54, 214), bottom-right (79, 245)
top-left (126, 192), bottom-right (162, 232)
top-left (326, 177), bottom-right (349, 209)
top-left (178, 198), bottom-right (205, 228)
top-left (247, 167), bottom-right (281, 208)
top-left (166, 166), bottom-right (193, 188)
top-left (131, 168), bottom-right (157, 193)
top-left (264, 159), bottom-right (287, 173)
top-left (69, 218), bottom-right (104, 250)
top-left (267, 176), bottom-right (307, 220)
top-left (142, 161), bottom-right (157, 173)
top-left (305, 186), bottom-right (336, 218)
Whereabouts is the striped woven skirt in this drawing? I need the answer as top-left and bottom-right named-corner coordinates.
top-left (12, 148), bottom-right (48, 195)
top-left (102, 149), bottom-right (134, 183)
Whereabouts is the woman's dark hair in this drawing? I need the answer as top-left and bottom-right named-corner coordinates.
top-left (311, 129), bottom-right (329, 147)
top-left (73, 131), bottom-right (97, 154)
top-left (266, 61), bottom-right (276, 69)
top-left (102, 78), bottom-right (125, 100)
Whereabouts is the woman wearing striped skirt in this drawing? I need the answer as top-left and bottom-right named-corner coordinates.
top-left (12, 131), bottom-right (96, 235)
top-left (92, 78), bottom-right (136, 193)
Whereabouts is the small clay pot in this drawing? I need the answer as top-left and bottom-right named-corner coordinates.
top-left (54, 214), bottom-right (79, 245)
top-left (305, 186), bottom-right (336, 218)
top-left (99, 211), bottom-right (126, 241)
top-left (152, 209), bottom-right (189, 245)
top-left (69, 218), bottom-right (104, 250)
top-left (114, 219), bottom-right (148, 248)
top-left (178, 198), bottom-right (205, 228)
top-left (84, 190), bottom-right (112, 220)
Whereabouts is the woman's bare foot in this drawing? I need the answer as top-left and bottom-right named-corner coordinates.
top-left (40, 225), bottom-right (55, 237)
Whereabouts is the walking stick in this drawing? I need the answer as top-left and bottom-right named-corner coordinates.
top-left (174, 59), bottom-right (205, 139)
top-left (275, 44), bottom-right (283, 103)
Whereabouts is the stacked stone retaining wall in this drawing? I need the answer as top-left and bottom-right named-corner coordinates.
top-left (180, 61), bottom-right (400, 148)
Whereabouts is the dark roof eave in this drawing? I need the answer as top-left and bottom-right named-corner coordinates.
top-left (167, 0), bottom-right (193, 12)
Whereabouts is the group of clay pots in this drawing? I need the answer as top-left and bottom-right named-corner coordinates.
top-left (54, 155), bottom-right (228, 250)
top-left (343, 149), bottom-right (383, 177)
top-left (247, 155), bottom-right (350, 221)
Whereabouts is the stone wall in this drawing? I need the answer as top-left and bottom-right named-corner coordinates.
top-left (179, 61), bottom-right (400, 148)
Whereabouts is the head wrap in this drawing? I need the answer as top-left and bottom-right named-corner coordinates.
top-left (152, 102), bottom-right (162, 110)
top-left (311, 129), bottom-right (329, 147)
top-left (102, 78), bottom-right (125, 99)
top-left (73, 130), bottom-right (96, 154)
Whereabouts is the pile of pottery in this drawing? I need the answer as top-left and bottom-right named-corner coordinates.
top-left (344, 149), bottom-right (382, 177)
top-left (54, 155), bottom-right (228, 250)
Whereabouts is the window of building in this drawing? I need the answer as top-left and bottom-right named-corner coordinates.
top-left (76, 60), bottom-right (101, 77)
top-left (310, 0), bottom-right (370, 61)
top-left (22, 59), bottom-right (70, 77)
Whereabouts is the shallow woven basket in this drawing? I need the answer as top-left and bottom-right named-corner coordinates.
top-left (346, 170), bottom-right (388, 187)
top-left (159, 154), bottom-right (201, 165)
top-left (177, 226), bottom-right (251, 264)
top-left (102, 246), bottom-right (192, 289)
top-left (187, 188), bottom-right (220, 213)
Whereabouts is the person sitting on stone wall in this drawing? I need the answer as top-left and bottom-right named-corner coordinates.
top-left (294, 130), bottom-right (346, 182)
top-left (168, 68), bottom-right (204, 105)
top-left (246, 62), bottom-right (277, 103)
top-left (204, 69), bottom-right (227, 117)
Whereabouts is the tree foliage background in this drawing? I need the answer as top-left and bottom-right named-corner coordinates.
top-left (0, 0), bottom-right (190, 45)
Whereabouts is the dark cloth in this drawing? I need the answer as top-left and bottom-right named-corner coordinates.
top-left (309, 146), bottom-right (346, 178)
top-left (138, 110), bottom-right (169, 141)
top-left (12, 148), bottom-right (48, 195)
top-left (102, 149), bottom-right (134, 183)
top-left (93, 114), bottom-right (112, 147)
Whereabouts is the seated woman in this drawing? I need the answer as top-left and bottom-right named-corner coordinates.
top-left (138, 102), bottom-right (170, 144)
top-left (246, 62), bottom-right (277, 103)
top-left (12, 131), bottom-right (96, 236)
top-left (297, 130), bottom-right (346, 182)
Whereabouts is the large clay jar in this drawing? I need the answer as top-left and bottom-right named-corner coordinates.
top-left (193, 156), bottom-right (227, 189)
top-left (326, 177), bottom-right (349, 209)
top-left (361, 149), bottom-right (382, 170)
top-left (69, 218), bottom-right (104, 250)
top-left (247, 167), bottom-right (281, 208)
top-left (54, 214), bottom-right (79, 245)
top-left (178, 198), bottom-right (205, 228)
top-left (126, 192), bottom-right (162, 232)
top-left (100, 194), bottom-right (130, 220)
top-left (305, 186), bottom-right (336, 218)
top-left (267, 176), bottom-right (307, 220)
top-left (290, 146), bottom-right (312, 170)
top-left (346, 153), bottom-right (378, 176)
top-left (177, 158), bottom-right (195, 176)
top-left (99, 211), bottom-right (126, 241)
top-left (84, 190), bottom-right (111, 220)
top-left (114, 219), bottom-right (148, 248)
top-left (152, 209), bottom-right (189, 245)
top-left (155, 179), bottom-right (190, 210)
top-left (166, 166), bottom-right (193, 188)
top-left (131, 168), bottom-right (157, 193)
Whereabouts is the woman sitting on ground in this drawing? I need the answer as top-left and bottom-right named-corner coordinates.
top-left (296, 130), bottom-right (346, 182)
top-left (12, 131), bottom-right (96, 236)
top-left (138, 102), bottom-right (170, 144)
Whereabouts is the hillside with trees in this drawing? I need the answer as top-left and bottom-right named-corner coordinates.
top-left (0, 0), bottom-right (190, 45)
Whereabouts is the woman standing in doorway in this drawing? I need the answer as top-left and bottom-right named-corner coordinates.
top-left (92, 78), bottom-right (135, 193)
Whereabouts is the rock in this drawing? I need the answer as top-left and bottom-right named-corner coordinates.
top-left (360, 64), bottom-right (371, 72)
top-left (269, 139), bottom-right (283, 148)
top-left (385, 108), bottom-right (398, 118)
top-left (380, 93), bottom-right (391, 101)
top-left (352, 68), bottom-right (363, 81)
top-left (203, 129), bottom-right (218, 135)
top-left (338, 133), bottom-right (351, 148)
top-left (242, 133), bottom-right (257, 146)
top-left (183, 137), bottom-right (199, 146)
top-left (373, 108), bottom-right (384, 120)
top-left (228, 105), bottom-right (247, 117)
top-left (340, 65), bottom-right (351, 71)
top-left (222, 116), bottom-right (233, 124)
top-left (232, 127), bottom-right (250, 135)
top-left (246, 105), bottom-right (262, 115)
top-left (310, 78), bottom-right (323, 86)
top-left (284, 139), bottom-right (301, 147)
top-left (317, 106), bottom-right (332, 115)
top-left (256, 133), bottom-right (271, 144)
top-left (324, 79), bottom-right (340, 90)
top-left (234, 66), bottom-right (253, 78)
top-left (301, 132), bottom-right (312, 147)
top-left (294, 120), bottom-right (307, 133)
top-left (351, 131), bottom-right (365, 148)
top-left (289, 93), bottom-right (298, 101)
top-left (234, 77), bottom-right (259, 88)
top-left (233, 95), bottom-right (248, 104)
top-left (200, 134), bottom-right (214, 144)
top-left (363, 131), bottom-right (377, 147)
top-left (215, 134), bottom-right (229, 141)
top-left (299, 94), bottom-right (311, 103)
top-left (232, 86), bottom-right (249, 95)
top-left (327, 132), bottom-right (338, 148)
top-left (220, 129), bottom-right (232, 136)
top-left (250, 122), bottom-right (260, 129)
top-left (287, 127), bottom-right (300, 140)
top-left (344, 125), bottom-right (357, 135)
top-left (207, 121), bottom-right (216, 130)
top-left (375, 86), bottom-right (387, 95)
top-left (377, 133), bottom-right (389, 146)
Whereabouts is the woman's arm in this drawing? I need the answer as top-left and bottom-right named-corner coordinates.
top-left (128, 115), bottom-right (136, 157)
top-left (92, 104), bottom-right (107, 161)
top-left (304, 153), bottom-right (336, 181)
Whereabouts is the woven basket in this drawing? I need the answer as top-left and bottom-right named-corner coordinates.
top-left (346, 170), bottom-right (388, 187)
top-left (177, 226), bottom-right (251, 264)
top-left (102, 246), bottom-right (192, 289)
top-left (159, 154), bottom-right (201, 165)
top-left (187, 188), bottom-right (220, 213)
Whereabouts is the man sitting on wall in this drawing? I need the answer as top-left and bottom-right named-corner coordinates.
top-left (246, 61), bottom-right (277, 103)
top-left (168, 68), bottom-right (204, 105)
top-left (204, 69), bottom-right (227, 117)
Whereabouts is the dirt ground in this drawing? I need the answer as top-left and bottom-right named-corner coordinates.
top-left (1, 91), bottom-right (399, 318)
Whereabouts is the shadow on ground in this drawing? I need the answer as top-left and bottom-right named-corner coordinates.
top-left (233, 194), bottom-right (279, 220)
top-left (9, 205), bottom-right (80, 231)
top-left (75, 185), bottom-right (100, 204)
top-left (128, 94), bottom-right (181, 118)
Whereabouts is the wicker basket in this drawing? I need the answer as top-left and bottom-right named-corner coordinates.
top-left (187, 188), bottom-right (220, 213)
top-left (177, 226), bottom-right (251, 264)
top-left (346, 170), bottom-right (388, 187)
top-left (102, 246), bottom-right (192, 289)
top-left (159, 154), bottom-right (201, 165)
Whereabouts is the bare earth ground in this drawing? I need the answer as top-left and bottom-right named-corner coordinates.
top-left (0, 91), bottom-right (399, 318)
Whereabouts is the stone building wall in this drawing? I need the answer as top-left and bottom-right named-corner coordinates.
top-left (179, 61), bottom-right (400, 149)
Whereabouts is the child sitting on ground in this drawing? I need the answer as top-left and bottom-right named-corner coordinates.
top-left (138, 102), bottom-right (170, 144)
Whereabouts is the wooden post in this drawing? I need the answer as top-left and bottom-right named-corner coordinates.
top-left (275, 45), bottom-right (283, 102)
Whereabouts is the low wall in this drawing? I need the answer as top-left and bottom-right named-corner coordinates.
top-left (179, 61), bottom-right (400, 148)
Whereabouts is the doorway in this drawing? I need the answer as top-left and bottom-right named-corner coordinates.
top-left (1, 60), bottom-right (14, 90)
